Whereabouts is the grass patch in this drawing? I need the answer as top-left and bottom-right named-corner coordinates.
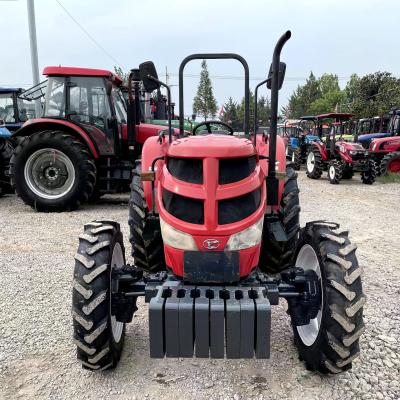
top-left (377, 173), bottom-right (400, 183)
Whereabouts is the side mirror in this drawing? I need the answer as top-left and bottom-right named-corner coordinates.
top-left (139, 61), bottom-right (160, 92)
top-left (106, 80), bottom-right (113, 96)
top-left (266, 61), bottom-right (286, 90)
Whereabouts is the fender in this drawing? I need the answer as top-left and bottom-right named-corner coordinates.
top-left (11, 118), bottom-right (99, 158)
top-left (0, 126), bottom-right (12, 139)
top-left (141, 136), bottom-right (170, 210)
top-left (310, 141), bottom-right (328, 161)
top-left (256, 134), bottom-right (286, 209)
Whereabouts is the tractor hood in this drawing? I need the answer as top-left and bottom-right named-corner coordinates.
top-left (167, 134), bottom-right (255, 158)
top-left (358, 132), bottom-right (390, 143)
top-left (304, 134), bottom-right (320, 143)
top-left (336, 140), bottom-right (364, 151)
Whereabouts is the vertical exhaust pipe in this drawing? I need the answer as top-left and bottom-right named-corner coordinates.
top-left (267, 30), bottom-right (291, 206)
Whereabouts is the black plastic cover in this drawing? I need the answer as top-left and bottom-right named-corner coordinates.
top-left (183, 251), bottom-right (240, 283)
top-left (218, 188), bottom-right (261, 225)
top-left (219, 156), bottom-right (256, 184)
top-left (167, 157), bottom-right (203, 184)
top-left (163, 189), bottom-right (204, 224)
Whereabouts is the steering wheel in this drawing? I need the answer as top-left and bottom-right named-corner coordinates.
top-left (192, 120), bottom-right (234, 135)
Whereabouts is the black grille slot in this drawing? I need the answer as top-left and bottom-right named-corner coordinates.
top-left (218, 188), bottom-right (261, 225)
top-left (219, 156), bottom-right (256, 184)
top-left (167, 157), bottom-right (203, 184)
top-left (163, 189), bottom-right (204, 224)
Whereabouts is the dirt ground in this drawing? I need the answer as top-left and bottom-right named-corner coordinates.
top-left (0, 170), bottom-right (399, 400)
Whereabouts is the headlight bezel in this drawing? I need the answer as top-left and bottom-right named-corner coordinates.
top-left (225, 217), bottom-right (264, 251)
top-left (160, 218), bottom-right (198, 250)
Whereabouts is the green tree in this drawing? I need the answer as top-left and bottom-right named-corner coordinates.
top-left (349, 72), bottom-right (400, 118)
top-left (284, 72), bottom-right (321, 118)
top-left (114, 66), bottom-right (129, 86)
top-left (309, 74), bottom-right (346, 114)
top-left (193, 60), bottom-right (218, 120)
top-left (221, 97), bottom-right (241, 130)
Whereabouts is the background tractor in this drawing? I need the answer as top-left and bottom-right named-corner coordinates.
top-left (364, 108), bottom-right (400, 175)
top-left (306, 113), bottom-right (377, 184)
top-left (0, 87), bottom-right (38, 196)
top-left (72, 32), bottom-right (365, 374)
top-left (286, 116), bottom-right (322, 170)
top-left (9, 67), bottom-right (171, 211)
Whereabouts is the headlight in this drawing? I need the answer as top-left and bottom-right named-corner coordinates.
top-left (225, 218), bottom-right (264, 251)
top-left (349, 150), bottom-right (359, 155)
top-left (160, 218), bottom-right (198, 250)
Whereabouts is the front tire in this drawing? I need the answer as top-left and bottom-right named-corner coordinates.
top-left (258, 166), bottom-right (300, 273)
top-left (9, 130), bottom-right (96, 211)
top-left (293, 147), bottom-right (302, 170)
top-left (306, 147), bottom-right (323, 179)
top-left (361, 159), bottom-right (377, 184)
top-left (290, 222), bottom-right (365, 374)
top-left (328, 160), bottom-right (343, 184)
top-left (72, 220), bottom-right (127, 371)
top-left (128, 161), bottom-right (165, 272)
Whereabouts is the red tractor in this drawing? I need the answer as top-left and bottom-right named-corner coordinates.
top-left (9, 67), bottom-right (171, 211)
top-left (72, 32), bottom-right (365, 374)
top-left (306, 113), bottom-right (377, 184)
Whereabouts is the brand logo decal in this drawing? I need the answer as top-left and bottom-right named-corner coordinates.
top-left (203, 239), bottom-right (220, 250)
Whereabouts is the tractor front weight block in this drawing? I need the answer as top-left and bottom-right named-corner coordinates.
top-left (110, 267), bottom-right (320, 360)
top-left (148, 283), bottom-right (271, 359)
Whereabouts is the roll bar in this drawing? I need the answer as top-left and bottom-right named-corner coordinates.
top-left (178, 53), bottom-right (250, 136)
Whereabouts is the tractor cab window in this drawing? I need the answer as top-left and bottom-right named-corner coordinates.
top-left (44, 77), bottom-right (66, 117)
top-left (111, 87), bottom-right (127, 124)
top-left (17, 98), bottom-right (37, 121)
top-left (392, 115), bottom-right (400, 134)
top-left (67, 76), bottom-right (111, 131)
top-left (0, 93), bottom-right (16, 123)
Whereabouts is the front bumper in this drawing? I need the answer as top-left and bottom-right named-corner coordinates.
top-left (148, 280), bottom-right (271, 359)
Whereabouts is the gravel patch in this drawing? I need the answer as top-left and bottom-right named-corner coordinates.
top-left (0, 171), bottom-right (399, 400)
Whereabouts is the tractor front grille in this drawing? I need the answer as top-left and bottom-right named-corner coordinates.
top-left (167, 157), bottom-right (203, 184)
top-left (218, 188), bottom-right (261, 225)
top-left (219, 156), bottom-right (256, 184)
top-left (162, 189), bottom-right (204, 224)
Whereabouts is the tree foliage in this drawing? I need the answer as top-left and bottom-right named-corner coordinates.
top-left (346, 72), bottom-right (400, 117)
top-left (283, 71), bottom-right (400, 119)
top-left (193, 60), bottom-right (218, 120)
top-left (114, 66), bottom-right (129, 86)
top-left (220, 92), bottom-right (271, 131)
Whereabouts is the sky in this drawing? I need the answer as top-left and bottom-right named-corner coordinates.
top-left (1, 0), bottom-right (399, 118)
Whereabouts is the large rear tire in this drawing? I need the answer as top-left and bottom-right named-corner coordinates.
top-left (290, 222), bottom-right (365, 374)
top-left (72, 220), bottom-right (127, 371)
top-left (306, 146), bottom-right (323, 179)
top-left (10, 131), bottom-right (96, 211)
top-left (128, 161), bottom-right (165, 272)
top-left (258, 166), bottom-right (300, 273)
top-left (380, 152), bottom-right (400, 176)
top-left (0, 138), bottom-right (13, 196)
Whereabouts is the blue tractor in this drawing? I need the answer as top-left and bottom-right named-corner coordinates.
top-left (0, 87), bottom-right (39, 195)
top-left (357, 108), bottom-right (400, 148)
top-left (281, 116), bottom-right (321, 170)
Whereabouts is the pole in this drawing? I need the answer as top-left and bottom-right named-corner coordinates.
top-left (27, 0), bottom-right (42, 117)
